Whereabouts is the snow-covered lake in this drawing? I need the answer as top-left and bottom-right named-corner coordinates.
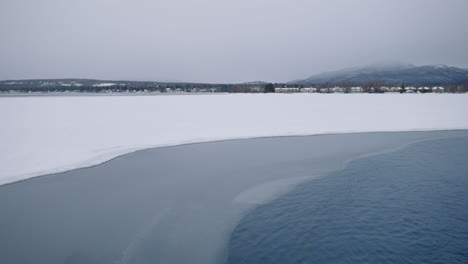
top-left (1, 93), bottom-right (468, 185)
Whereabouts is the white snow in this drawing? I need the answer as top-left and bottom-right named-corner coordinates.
top-left (1, 93), bottom-right (468, 186)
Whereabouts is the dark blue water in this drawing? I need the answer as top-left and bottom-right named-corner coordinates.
top-left (227, 137), bottom-right (468, 264)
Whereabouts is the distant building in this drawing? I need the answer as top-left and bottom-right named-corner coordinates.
top-left (432, 86), bottom-right (445, 93)
top-left (250, 86), bottom-right (263, 93)
top-left (380, 86), bottom-right (390, 93)
top-left (300, 87), bottom-right (317, 93)
top-left (332, 87), bottom-right (344, 93)
top-left (275, 87), bottom-right (300, 93)
top-left (350, 87), bottom-right (363, 93)
top-left (406, 87), bottom-right (416, 93)
top-left (388, 87), bottom-right (401, 93)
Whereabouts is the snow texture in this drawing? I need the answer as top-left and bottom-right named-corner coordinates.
top-left (1, 93), bottom-right (468, 185)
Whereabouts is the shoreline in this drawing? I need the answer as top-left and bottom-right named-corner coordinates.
top-left (2, 128), bottom-right (468, 187)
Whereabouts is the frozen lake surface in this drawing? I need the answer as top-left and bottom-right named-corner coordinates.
top-left (2, 94), bottom-right (468, 185)
top-left (0, 131), bottom-right (467, 264)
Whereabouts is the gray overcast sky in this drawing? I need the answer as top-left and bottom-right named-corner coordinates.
top-left (1, 0), bottom-right (468, 83)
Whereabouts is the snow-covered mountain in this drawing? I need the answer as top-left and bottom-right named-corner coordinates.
top-left (292, 64), bottom-right (468, 85)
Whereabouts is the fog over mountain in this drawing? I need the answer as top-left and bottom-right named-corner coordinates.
top-left (291, 63), bottom-right (468, 85)
top-left (1, 0), bottom-right (468, 83)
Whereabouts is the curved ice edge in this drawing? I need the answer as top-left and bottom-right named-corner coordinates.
top-left (233, 176), bottom-right (317, 205)
top-left (2, 128), bottom-right (467, 186)
top-left (233, 132), bottom-right (468, 208)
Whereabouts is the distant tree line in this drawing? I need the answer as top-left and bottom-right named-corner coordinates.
top-left (2, 80), bottom-right (468, 94)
